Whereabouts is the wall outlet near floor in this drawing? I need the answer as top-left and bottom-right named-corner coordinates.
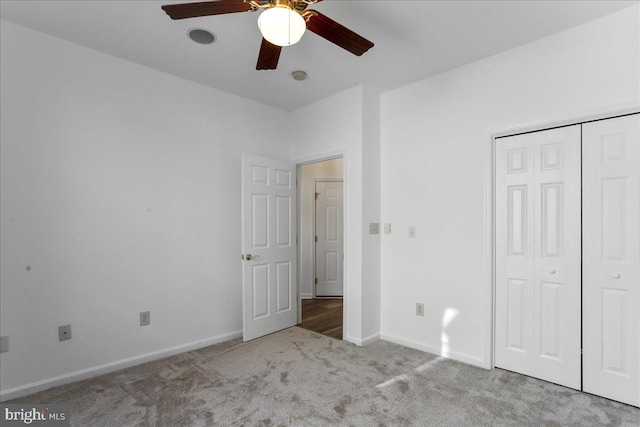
top-left (58, 324), bottom-right (72, 341)
top-left (140, 311), bottom-right (151, 326)
top-left (384, 223), bottom-right (392, 234)
top-left (369, 223), bottom-right (380, 234)
top-left (0, 335), bottom-right (8, 353)
top-left (416, 303), bottom-right (424, 317)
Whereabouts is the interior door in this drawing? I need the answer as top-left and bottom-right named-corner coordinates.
top-left (495, 125), bottom-right (581, 389)
top-left (315, 181), bottom-right (344, 297)
top-left (241, 154), bottom-right (297, 341)
top-left (583, 113), bottom-right (640, 407)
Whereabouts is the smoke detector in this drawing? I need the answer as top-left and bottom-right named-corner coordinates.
top-left (292, 70), bottom-right (307, 81)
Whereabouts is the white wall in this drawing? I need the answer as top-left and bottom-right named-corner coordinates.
top-left (289, 86), bottom-right (366, 343)
top-left (290, 84), bottom-right (383, 344)
top-left (361, 85), bottom-right (382, 341)
top-left (0, 20), bottom-right (289, 398)
top-left (299, 158), bottom-right (343, 299)
top-left (380, 6), bottom-right (640, 368)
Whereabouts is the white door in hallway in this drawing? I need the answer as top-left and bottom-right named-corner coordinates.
top-left (241, 154), bottom-right (297, 341)
top-left (495, 125), bottom-right (581, 389)
top-left (315, 181), bottom-right (344, 297)
top-left (583, 114), bottom-right (640, 407)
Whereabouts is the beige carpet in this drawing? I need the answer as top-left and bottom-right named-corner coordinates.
top-left (8, 327), bottom-right (640, 426)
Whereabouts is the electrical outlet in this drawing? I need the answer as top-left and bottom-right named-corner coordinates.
top-left (384, 223), bottom-right (392, 234)
top-left (0, 336), bottom-right (8, 353)
top-left (409, 226), bottom-right (416, 238)
top-left (369, 223), bottom-right (380, 235)
top-left (140, 311), bottom-right (151, 326)
top-left (416, 303), bottom-right (424, 317)
top-left (58, 324), bottom-right (72, 341)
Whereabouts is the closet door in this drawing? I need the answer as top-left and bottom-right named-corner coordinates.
top-left (583, 114), bottom-right (640, 407)
top-left (495, 125), bottom-right (581, 389)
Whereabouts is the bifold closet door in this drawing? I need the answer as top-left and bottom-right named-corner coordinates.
top-left (495, 125), bottom-right (581, 389)
top-left (583, 113), bottom-right (640, 407)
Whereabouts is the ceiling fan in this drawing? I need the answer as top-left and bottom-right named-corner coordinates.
top-left (161, 0), bottom-right (374, 70)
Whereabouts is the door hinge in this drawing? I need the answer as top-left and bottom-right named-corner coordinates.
top-left (315, 235), bottom-right (318, 243)
top-left (315, 278), bottom-right (318, 285)
top-left (315, 192), bottom-right (320, 200)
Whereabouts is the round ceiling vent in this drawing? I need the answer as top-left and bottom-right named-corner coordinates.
top-left (292, 70), bottom-right (307, 81)
top-left (188, 28), bottom-right (216, 45)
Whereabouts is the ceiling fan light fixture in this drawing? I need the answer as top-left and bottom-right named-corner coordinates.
top-left (257, 2), bottom-right (306, 47)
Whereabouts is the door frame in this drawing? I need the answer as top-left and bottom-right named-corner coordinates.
top-left (313, 178), bottom-right (344, 298)
top-left (487, 106), bottom-right (640, 370)
top-left (294, 151), bottom-right (347, 333)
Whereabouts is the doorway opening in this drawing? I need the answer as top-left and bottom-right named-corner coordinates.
top-left (297, 157), bottom-right (344, 340)
top-left (300, 298), bottom-right (343, 340)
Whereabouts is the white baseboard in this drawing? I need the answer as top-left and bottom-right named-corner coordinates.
top-left (300, 293), bottom-right (313, 300)
top-left (344, 332), bottom-right (379, 346)
top-left (380, 332), bottom-right (485, 368)
top-left (0, 330), bottom-right (242, 402)
top-left (344, 335), bottom-right (360, 345)
top-left (360, 333), bottom-right (380, 346)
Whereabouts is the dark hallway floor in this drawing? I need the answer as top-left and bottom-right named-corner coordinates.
top-left (299, 298), bottom-right (343, 340)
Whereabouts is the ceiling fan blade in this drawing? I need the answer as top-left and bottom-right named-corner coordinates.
top-left (256, 38), bottom-right (282, 70)
top-left (305, 11), bottom-right (374, 56)
top-left (161, 0), bottom-right (252, 20)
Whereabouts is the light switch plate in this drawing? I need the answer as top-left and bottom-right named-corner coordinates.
top-left (140, 311), bottom-right (151, 326)
top-left (369, 223), bottom-right (380, 234)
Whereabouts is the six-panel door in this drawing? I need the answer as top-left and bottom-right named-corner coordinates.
top-left (242, 154), bottom-right (297, 341)
top-left (495, 125), bottom-right (582, 389)
top-left (315, 181), bottom-right (344, 297)
top-left (582, 114), bottom-right (640, 407)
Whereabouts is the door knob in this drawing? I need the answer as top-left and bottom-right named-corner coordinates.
top-left (548, 269), bottom-right (556, 275)
top-left (245, 254), bottom-right (253, 261)
top-left (613, 273), bottom-right (621, 279)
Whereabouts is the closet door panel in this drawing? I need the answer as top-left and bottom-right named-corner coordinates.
top-left (532, 127), bottom-right (581, 389)
top-left (583, 113), bottom-right (640, 407)
top-left (495, 126), bottom-right (581, 389)
top-left (496, 134), bottom-right (535, 373)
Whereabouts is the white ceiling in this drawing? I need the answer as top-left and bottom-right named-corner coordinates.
top-left (1, 0), bottom-right (637, 111)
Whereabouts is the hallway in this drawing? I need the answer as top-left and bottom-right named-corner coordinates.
top-left (299, 298), bottom-right (343, 340)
